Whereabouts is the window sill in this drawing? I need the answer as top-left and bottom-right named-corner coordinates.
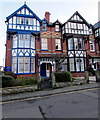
top-left (41, 49), bottom-right (48, 51)
top-left (55, 49), bottom-right (62, 51)
top-left (15, 72), bottom-right (35, 75)
top-left (90, 51), bottom-right (96, 53)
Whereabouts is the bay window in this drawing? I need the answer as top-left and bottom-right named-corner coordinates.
top-left (17, 57), bottom-right (35, 73)
top-left (69, 58), bottom-right (85, 72)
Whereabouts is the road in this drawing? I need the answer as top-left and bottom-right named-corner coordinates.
top-left (2, 88), bottom-right (99, 119)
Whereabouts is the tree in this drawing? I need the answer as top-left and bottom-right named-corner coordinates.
top-left (52, 53), bottom-right (66, 72)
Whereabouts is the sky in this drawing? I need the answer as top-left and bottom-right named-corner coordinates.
top-left (0, 0), bottom-right (99, 67)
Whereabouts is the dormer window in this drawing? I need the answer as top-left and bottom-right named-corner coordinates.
top-left (55, 24), bottom-right (60, 32)
top-left (42, 21), bottom-right (46, 31)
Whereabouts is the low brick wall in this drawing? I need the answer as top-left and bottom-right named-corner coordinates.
top-left (1, 85), bottom-right (37, 95)
top-left (54, 78), bottom-right (86, 88)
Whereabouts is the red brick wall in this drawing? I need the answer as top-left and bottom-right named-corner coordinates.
top-left (5, 35), bottom-right (12, 67)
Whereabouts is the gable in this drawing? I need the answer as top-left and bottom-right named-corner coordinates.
top-left (64, 11), bottom-right (90, 28)
top-left (6, 4), bottom-right (41, 22)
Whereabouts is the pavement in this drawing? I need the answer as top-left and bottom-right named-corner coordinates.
top-left (1, 82), bottom-right (100, 102)
top-left (1, 82), bottom-right (100, 119)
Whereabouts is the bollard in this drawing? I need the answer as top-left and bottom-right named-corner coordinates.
top-left (37, 76), bottom-right (42, 90)
top-left (84, 71), bottom-right (89, 83)
top-left (51, 73), bottom-right (56, 88)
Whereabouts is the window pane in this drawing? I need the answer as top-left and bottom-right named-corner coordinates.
top-left (17, 17), bottom-right (20, 24)
top-left (13, 35), bottom-right (17, 48)
top-left (31, 58), bottom-right (35, 72)
top-left (68, 38), bottom-right (73, 50)
top-left (78, 38), bottom-right (83, 49)
top-left (55, 25), bottom-right (59, 31)
top-left (12, 57), bottom-right (17, 73)
top-left (19, 34), bottom-right (24, 47)
top-left (24, 35), bottom-right (30, 48)
top-left (21, 17), bottom-right (24, 24)
top-left (31, 36), bottom-right (35, 49)
top-left (18, 57), bottom-right (23, 73)
top-left (69, 58), bottom-right (75, 71)
top-left (24, 57), bottom-right (30, 73)
top-left (41, 38), bottom-right (48, 50)
top-left (80, 58), bottom-right (84, 71)
top-left (90, 40), bottom-right (95, 51)
top-left (55, 39), bottom-right (61, 50)
top-left (76, 58), bottom-right (80, 71)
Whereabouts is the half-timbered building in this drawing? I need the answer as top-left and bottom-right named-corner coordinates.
top-left (62, 11), bottom-right (92, 76)
top-left (5, 3), bottom-right (100, 78)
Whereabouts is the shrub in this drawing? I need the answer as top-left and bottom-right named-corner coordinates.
top-left (54, 72), bottom-right (72, 82)
top-left (14, 77), bottom-right (38, 86)
top-left (2, 75), bottom-right (14, 87)
top-left (4, 71), bottom-right (17, 79)
top-left (2, 75), bottom-right (37, 88)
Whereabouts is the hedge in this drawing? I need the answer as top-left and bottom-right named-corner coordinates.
top-left (54, 72), bottom-right (72, 82)
top-left (1, 75), bottom-right (37, 88)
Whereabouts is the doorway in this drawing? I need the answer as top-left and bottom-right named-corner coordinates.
top-left (40, 63), bottom-right (52, 77)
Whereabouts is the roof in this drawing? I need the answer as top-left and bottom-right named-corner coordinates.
top-left (53, 19), bottom-right (62, 25)
top-left (94, 21), bottom-right (100, 29)
top-left (6, 3), bottom-right (41, 22)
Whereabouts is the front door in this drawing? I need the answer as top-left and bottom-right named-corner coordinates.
top-left (40, 63), bottom-right (52, 77)
top-left (40, 63), bottom-right (46, 77)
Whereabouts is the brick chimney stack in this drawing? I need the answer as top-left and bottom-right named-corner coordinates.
top-left (45, 12), bottom-right (50, 22)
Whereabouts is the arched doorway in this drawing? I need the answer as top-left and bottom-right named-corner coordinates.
top-left (40, 63), bottom-right (52, 77)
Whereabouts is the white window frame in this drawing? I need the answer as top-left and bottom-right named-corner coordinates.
top-left (41, 38), bottom-right (48, 50)
top-left (90, 40), bottom-right (95, 52)
top-left (13, 34), bottom-right (17, 48)
top-left (55, 24), bottom-right (60, 32)
top-left (12, 57), bottom-right (17, 73)
top-left (31, 35), bottom-right (35, 49)
top-left (19, 34), bottom-right (30, 48)
top-left (55, 39), bottom-right (61, 50)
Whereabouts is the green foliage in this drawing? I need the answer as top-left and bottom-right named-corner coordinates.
top-left (2, 75), bottom-right (14, 87)
top-left (2, 76), bottom-right (37, 88)
top-left (4, 71), bottom-right (17, 79)
top-left (88, 68), bottom-right (95, 76)
top-left (54, 72), bottom-right (72, 82)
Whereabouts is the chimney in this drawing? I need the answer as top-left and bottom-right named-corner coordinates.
top-left (45, 12), bottom-right (50, 22)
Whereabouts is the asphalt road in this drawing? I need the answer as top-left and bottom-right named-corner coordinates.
top-left (2, 88), bottom-right (99, 119)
